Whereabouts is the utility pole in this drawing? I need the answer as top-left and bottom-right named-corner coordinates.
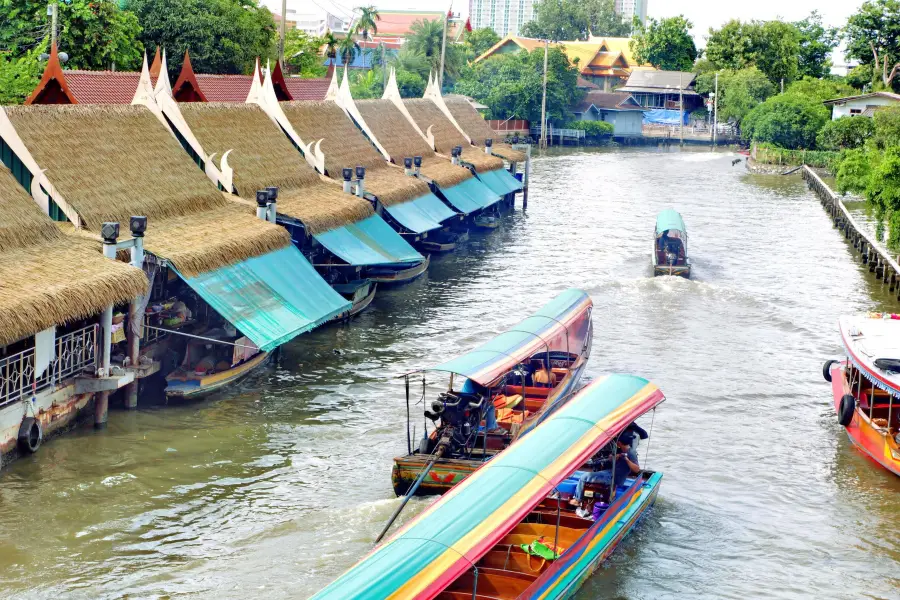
top-left (49, 1), bottom-right (58, 48)
top-left (713, 72), bottom-right (718, 147)
top-left (540, 39), bottom-right (549, 149)
top-left (278, 0), bottom-right (287, 67)
top-left (438, 10), bottom-right (449, 88)
top-left (382, 43), bottom-right (387, 90)
top-left (679, 71), bottom-right (684, 146)
top-left (780, 78), bottom-right (784, 94)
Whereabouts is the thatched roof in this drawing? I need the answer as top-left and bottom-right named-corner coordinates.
top-left (179, 103), bottom-right (320, 194)
top-left (0, 164), bottom-right (61, 252)
top-left (355, 99), bottom-right (473, 188)
top-left (280, 100), bottom-right (430, 206)
top-left (403, 99), bottom-right (504, 173)
top-left (5, 104), bottom-right (289, 275)
top-left (0, 164), bottom-right (148, 345)
top-left (178, 102), bottom-right (375, 231)
top-left (5, 104), bottom-right (225, 229)
top-left (443, 98), bottom-right (527, 162)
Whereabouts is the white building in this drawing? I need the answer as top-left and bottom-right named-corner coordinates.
top-left (614, 0), bottom-right (647, 26)
top-left (290, 9), bottom-right (350, 36)
top-left (823, 92), bottom-right (900, 120)
top-left (469, 0), bottom-right (536, 37)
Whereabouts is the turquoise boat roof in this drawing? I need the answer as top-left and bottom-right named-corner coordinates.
top-left (426, 288), bottom-right (592, 385)
top-left (309, 374), bottom-right (666, 599)
top-left (314, 214), bottom-right (423, 267)
top-left (655, 209), bottom-right (686, 236)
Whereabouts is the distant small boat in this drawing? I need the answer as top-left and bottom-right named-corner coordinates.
top-left (824, 314), bottom-right (900, 476)
top-left (474, 213), bottom-right (500, 229)
top-left (367, 254), bottom-right (431, 284)
top-left (310, 374), bottom-right (666, 600)
top-left (653, 209), bottom-right (691, 278)
top-left (165, 329), bottom-right (270, 399)
top-left (330, 279), bottom-right (376, 321)
top-left (392, 289), bottom-right (593, 496)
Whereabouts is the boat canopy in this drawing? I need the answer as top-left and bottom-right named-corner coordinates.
top-left (173, 246), bottom-right (351, 352)
top-left (655, 209), bottom-right (687, 238)
top-left (384, 192), bottom-right (457, 234)
top-left (840, 314), bottom-right (900, 398)
top-left (314, 214), bottom-right (424, 267)
top-left (309, 374), bottom-right (665, 600)
top-left (440, 177), bottom-right (501, 214)
top-left (478, 168), bottom-right (523, 196)
top-left (424, 288), bottom-right (592, 386)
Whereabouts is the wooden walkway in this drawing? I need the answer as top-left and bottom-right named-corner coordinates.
top-left (802, 165), bottom-right (900, 299)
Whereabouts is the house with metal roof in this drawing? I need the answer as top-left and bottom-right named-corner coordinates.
top-left (572, 91), bottom-right (645, 136)
top-left (823, 91), bottom-right (900, 120)
top-left (617, 69), bottom-right (701, 109)
top-left (474, 36), bottom-right (641, 91)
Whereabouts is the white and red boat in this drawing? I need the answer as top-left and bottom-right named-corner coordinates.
top-left (824, 314), bottom-right (900, 476)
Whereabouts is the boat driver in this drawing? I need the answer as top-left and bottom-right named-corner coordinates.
top-left (569, 434), bottom-right (640, 517)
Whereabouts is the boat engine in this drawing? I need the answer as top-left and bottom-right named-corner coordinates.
top-left (424, 391), bottom-right (485, 457)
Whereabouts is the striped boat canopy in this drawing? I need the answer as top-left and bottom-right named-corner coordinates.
top-left (423, 289), bottom-right (593, 386)
top-left (310, 374), bottom-right (665, 599)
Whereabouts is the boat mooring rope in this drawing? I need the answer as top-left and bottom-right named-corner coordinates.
top-left (141, 325), bottom-right (259, 350)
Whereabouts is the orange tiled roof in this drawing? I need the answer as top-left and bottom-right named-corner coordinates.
top-left (475, 35), bottom-right (643, 76)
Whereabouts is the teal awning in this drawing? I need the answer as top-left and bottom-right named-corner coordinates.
top-left (173, 246), bottom-right (351, 352)
top-left (384, 192), bottom-right (457, 234)
top-left (440, 177), bottom-right (500, 213)
top-left (656, 209), bottom-right (687, 236)
top-left (315, 214), bottom-right (424, 266)
top-left (478, 169), bottom-right (522, 196)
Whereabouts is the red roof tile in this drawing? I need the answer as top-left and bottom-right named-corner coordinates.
top-left (194, 74), bottom-right (259, 102)
top-left (283, 78), bottom-right (330, 100)
top-left (63, 71), bottom-right (142, 104)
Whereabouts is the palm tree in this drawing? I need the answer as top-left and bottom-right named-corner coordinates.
top-left (322, 30), bottom-right (339, 76)
top-left (406, 19), bottom-right (444, 65)
top-left (337, 34), bottom-right (361, 69)
top-left (355, 6), bottom-right (380, 43)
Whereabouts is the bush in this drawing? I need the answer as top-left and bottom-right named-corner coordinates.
top-left (568, 121), bottom-right (614, 137)
top-left (817, 116), bottom-right (876, 150)
top-left (742, 94), bottom-right (828, 149)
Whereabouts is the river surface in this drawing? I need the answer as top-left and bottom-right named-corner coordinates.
top-left (1, 148), bottom-right (899, 600)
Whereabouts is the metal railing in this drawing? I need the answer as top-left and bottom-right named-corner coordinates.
top-left (0, 324), bottom-right (98, 410)
top-left (529, 126), bottom-right (586, 140)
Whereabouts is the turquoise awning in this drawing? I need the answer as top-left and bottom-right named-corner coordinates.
top-left (656, 209), bottom-right (687, 236)
top-left (462, 176), bottom-right (502, 208)
top-left (315, 214), bottom-right (424, 267)
top-left (173, 246), bottom-right (351, 352)
top-left (384, 192), bottom-right (457, 234)
top-left (440, 177), bottom-right (500, 213)
top-left (478, 169), bottom-right (522, 196)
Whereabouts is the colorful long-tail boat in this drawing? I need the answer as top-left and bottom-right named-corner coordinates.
top-left (824, 314), bottom-right (900, 476)
top-left (392, 289), bottom-right (593, 496)
top-left (311, 374), bottom-right (666, 599)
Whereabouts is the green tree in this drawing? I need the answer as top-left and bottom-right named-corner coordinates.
top-left (846, 63), bottom-right (876, 89)
top-left (0, 43), bottom-right (45, 104)
top-left (453, 46), bottom-right (581, 123)
top-left (396, 69), bottom-right (426, 97)
top-left (873, 106), bottom-right (900, 149)
top-left (130, 0), bottom-right (276, 75)
top-left (793, 11), bottom-right (840, 79)
top-left (630, 15), bottom-right (697, 71)
top-left (465, 27), bottom-right (500, 58)
top-left (817, 116), bottom-right (876, 150)
top-left (521, 0), bottom-right (629, 41)
top-left (391, 46), bottom-right (429, 79)
top-left (785, 76), bottom-right (855, 104)
top-left (321, 30), bottom-right (339, 63)
top-left (845, 0), bottom-right (900, 90)
top-left (705, 19), bottom-right (801, 84)
top-left (741, 94), bottom-right (829, 148)
top-left (354, 6), bottom-right (380, 42)
top-left (349, 67), bottom-right (381, 97)
top-left (337, 34), bottom-right (360, 67)
top-left (284, 30), bottom-right (326, 76)
top-left (695, 67), bottom-right (775, 126)
top-left (406, 18), bottom-right (464, 80)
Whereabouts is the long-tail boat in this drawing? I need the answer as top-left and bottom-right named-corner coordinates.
top-left (311, 374), bottom-right (666, 600)
top-left (392, 289), bottom-right (593, 496)
top-left (823, 314), bottom-right (900, 476)
top-left (653, 209), bottom-right (691, 278)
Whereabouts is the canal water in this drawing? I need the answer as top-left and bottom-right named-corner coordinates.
top-left (1, 148), bottom-right (898, 600)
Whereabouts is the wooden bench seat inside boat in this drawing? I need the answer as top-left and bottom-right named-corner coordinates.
top-left (499, 522), bottom-right (587, 548)
top-left (445, 567), bottom-right (537, 599)
top-left (478, 547), bottom-right (552, 575)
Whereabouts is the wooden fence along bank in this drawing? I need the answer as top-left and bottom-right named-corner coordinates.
top-left (802, 166), bottom-right (900, 298)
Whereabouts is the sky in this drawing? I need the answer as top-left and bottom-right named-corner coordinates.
top-left (265, 0), bottom-right (866, 59)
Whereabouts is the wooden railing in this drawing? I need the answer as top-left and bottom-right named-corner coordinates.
top-left (802, 165), bottom-right (900, 299)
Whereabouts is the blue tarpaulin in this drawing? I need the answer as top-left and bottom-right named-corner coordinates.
top-left (643, 109), bottom-right (688, 125)
top-left (440, 177), bottom-right (500, 213)
top-left (314, 214), bottom-right (424, 266)
top-left (173, 246), bottom-right (351, 351)
top-left (478, 169), bottom-right (523, 196)
top-left (384, 192), bottom-right (457, 234)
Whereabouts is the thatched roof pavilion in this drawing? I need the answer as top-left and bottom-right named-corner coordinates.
top-left (402, 99), bottom-right (505, 173)
top-left (3, 103), bottom-right (289, 278)
top-left (353, 99), bottom-right (472, 188)
top-left (442, 97), bottom-right (527, 163)
top-left (0, 164), bottom-right (147, 346)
